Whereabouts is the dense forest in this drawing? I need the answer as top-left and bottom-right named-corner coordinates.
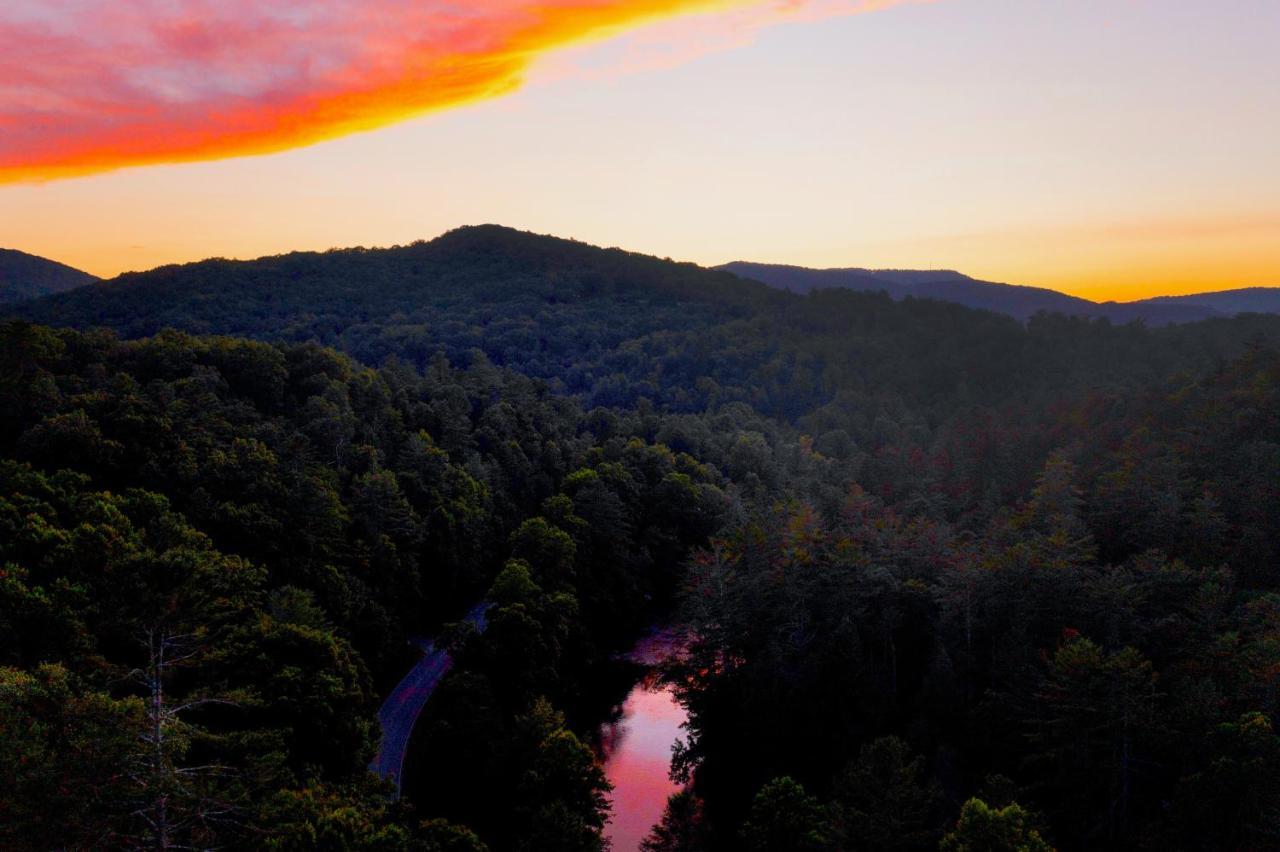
top-left (4, 226), bottom-right (1280, 850)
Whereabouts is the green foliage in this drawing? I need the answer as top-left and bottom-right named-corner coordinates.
top-left (1019, 638), bottom-right (1158, 843)
top-left (0, 321), bottom-right (725, 846)
top-left (740, 777), bottom-right (833, 852)
top-left (1168, 711), bottom-right (1280, 850)
top-left (830, 736), bottom-right (943, 851)
top-left (514, 726), bottom-right (611, 852)
top-left (5, 229), bottom-right (1280, 848)
top-left (0, 664), bottom-right (142, 848)
top-left (258, 780), bottom-right (414, 850)
top-left (940, 798), bottom-right (1054, 852)
top-left (675, 418), bottom-right (1280, 849)
top-left (641, 790), bottom-right (709, 852)
top-left (488, 559), bottom-right (542, 607)
top-left (510, 517), bottom-right (577, 588)
top-left (416, 819), bottom-right (490, 852)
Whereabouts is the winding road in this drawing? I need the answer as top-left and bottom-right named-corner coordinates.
top-left (369, 601), bottom-right (489, 794)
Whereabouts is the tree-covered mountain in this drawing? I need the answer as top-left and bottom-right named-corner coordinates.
top-left (719, 260), bottom-right (1279, 325)
top-left (7, 226), bottom-right (776, 367)
top-left (718, 262), bottom-right (1100, 321)
top-left (0, 248), bottom-right (98, 304)
top-left (1144, 286), bottom-right (1280, 315)
top-left (9, 225), bottom-right (1280, 429)
top-left (5, 225), bottom-right (1280, 850)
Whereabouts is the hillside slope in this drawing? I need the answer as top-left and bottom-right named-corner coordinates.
top-left (8, 225), bottom-right (779, 374)
top-left (1145, 287), bottom-right (1280, 315)
top-left (718, 261), bottom-right (1277, 325)
top-left (9, 225), bottom-right (1280, 425)
top-left (719, 261), bottom-right (1097, 321)
top-left (0, 248), bottom-right (98, 303)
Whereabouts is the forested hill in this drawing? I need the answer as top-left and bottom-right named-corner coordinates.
top-left (9, 225), bottom-right (1280, 426)
top-left (6, 226), bottom-right (1280, 848)
top-left (0, 248), bottom-right (98, 304)
top-left (7, 225), bottom-right (779, 369)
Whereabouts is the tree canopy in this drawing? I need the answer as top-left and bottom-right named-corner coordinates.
top-left (3, 228), bottom-right (1280, 848)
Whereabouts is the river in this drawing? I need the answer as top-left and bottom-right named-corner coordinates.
top-left (596, 628), bottom-right (691, 851)
top-left (375, 612), bottom-right (691, 846)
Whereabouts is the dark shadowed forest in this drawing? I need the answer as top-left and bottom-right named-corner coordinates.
top-left (4, 226), bottom-right (1280, 850)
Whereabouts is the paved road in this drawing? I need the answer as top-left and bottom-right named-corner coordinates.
top-left (370, 601), bottom-right (489, 794)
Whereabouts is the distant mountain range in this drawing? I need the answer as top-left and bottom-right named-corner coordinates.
top-left (718, 262), bottom-right (1280, 325)
top-left (2, 237), bottom-right (1276, 328)
top-left (0, 248), bottom-right (98, 304)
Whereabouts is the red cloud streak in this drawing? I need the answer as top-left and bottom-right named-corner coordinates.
top-left (0, 1), bottom-right (917, 182)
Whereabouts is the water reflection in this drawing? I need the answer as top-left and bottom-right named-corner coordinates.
top-left (598, 629), bottom-right (690, 851)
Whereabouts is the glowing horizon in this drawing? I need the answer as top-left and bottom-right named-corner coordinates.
top-left (2, 0), bottom-right (1277, 301)
top-left (24, 216), bottom-right (1277, 305)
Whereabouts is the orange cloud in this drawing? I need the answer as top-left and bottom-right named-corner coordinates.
top-left (0, 1), bottom-right (919, 183)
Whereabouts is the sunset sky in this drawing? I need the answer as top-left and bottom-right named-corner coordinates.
top-left (2, 0), bottom-right (1277, 301)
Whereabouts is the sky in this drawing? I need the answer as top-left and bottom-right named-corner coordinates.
top-left (1, 0), bottom-right (1277, 301)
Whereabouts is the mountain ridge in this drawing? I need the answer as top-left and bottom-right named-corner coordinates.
top-left (0, 248), bottom-right (99, 304)
top-left (718, 260), bottom-right (1280, 325)
top-left (5, 226), bottom-right (1278, 330)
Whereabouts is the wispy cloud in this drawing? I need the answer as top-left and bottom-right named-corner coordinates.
top-left (534, 0), bottom-right (931, 81)
top-left (0, 0), bottom-right (921, 182)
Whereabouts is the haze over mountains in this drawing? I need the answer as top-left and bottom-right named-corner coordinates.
top-left (720, 261), bottom-right (1280, 326)
top-left (0, 248), bottom-right (98, 304)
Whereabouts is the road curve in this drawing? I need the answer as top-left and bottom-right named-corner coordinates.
top-left (370, 601), bottom-right (489, 794)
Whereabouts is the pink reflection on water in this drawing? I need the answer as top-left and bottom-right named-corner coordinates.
top-left (600, 627), bottom-right (692, 851)
top-left (602, 684), bottom-right (686, 851)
